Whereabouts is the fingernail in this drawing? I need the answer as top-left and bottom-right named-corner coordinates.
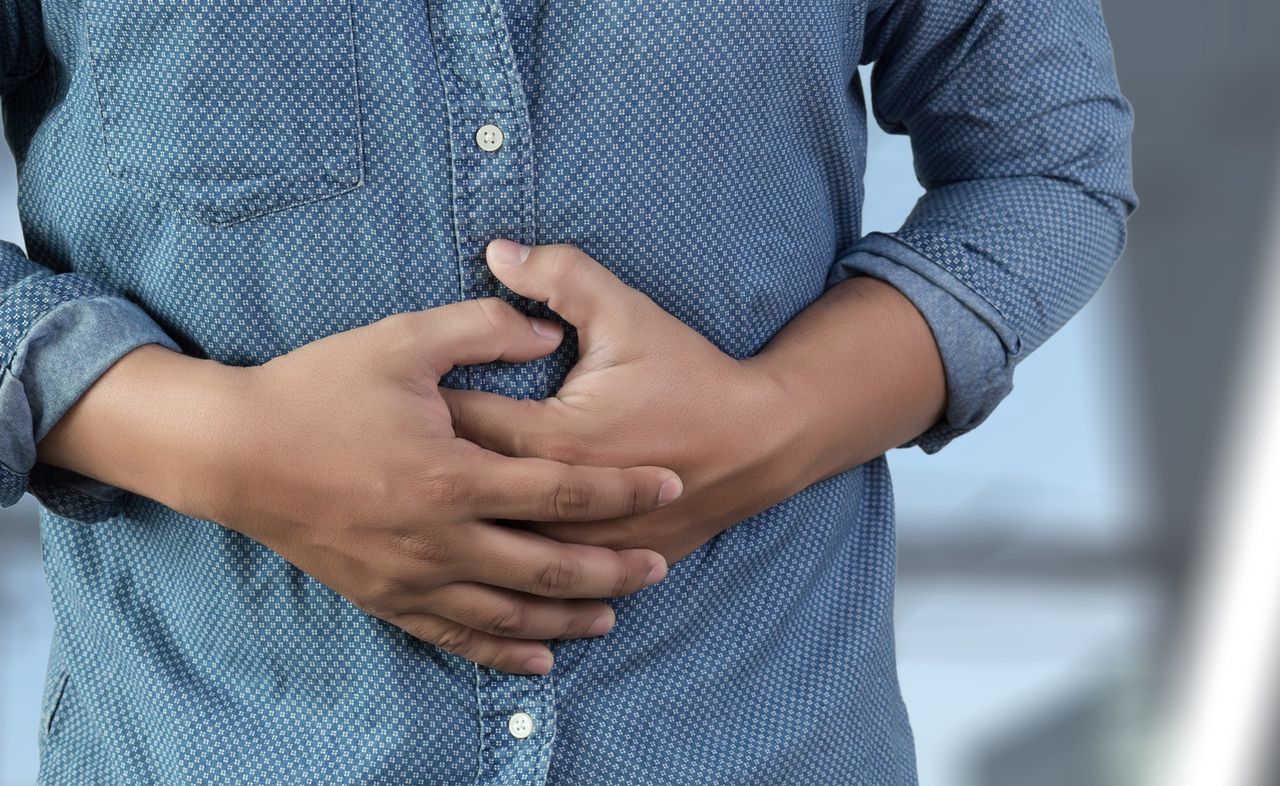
top-left (530, 317), bottom-right (563, 340)
top-left (489, 238), bottom-right (531, 266)
top-left (657, 475), bottom-right (683, 506)
top-left (586, 613), bottom-right (615, 637)
top-left (644, 561), bottom-right (668, 587)
top-left (524, 655), bottom-right (553, 675)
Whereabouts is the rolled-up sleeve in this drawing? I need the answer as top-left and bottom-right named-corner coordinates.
top-left (830, 0), bottom-right (1139, 453)
top-left (0, 240), bottom-right (181, 521)
top-left (3, 1), bottom-right (183, 521)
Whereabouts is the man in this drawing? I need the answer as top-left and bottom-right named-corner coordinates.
top-left (1, 0), bottom-right (1136, 782)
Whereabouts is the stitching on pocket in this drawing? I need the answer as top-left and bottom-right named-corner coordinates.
top-left (81, 0), bottom-right (364, 226)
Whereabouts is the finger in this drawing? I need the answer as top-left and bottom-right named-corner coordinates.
top-left (485, 239), bottom-right (648, 329)
top-left (461, 523), bottom-right (669, 599)
top-left (395, 612), bottom-right (556, 675)
top-left (427, 582), bottom-right (616, 641)
top-left (441, 388), bottom-right (558, 459)
top-left (402, 297), bottom-right (564, 377)
top-left (459, 449), bottom-right (683, 521)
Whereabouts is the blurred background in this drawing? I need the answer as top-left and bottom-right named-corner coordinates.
top-left (2, 0), bottom-right (1279, 783)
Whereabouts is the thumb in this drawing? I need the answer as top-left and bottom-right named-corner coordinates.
top-left (485, 239), bottom-right (647, 330)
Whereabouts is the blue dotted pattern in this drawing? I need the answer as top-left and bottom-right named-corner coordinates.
top-left (84, 0), bottom-right (365, 226)
top-left (0, 0), bottom-right (1136, 783)
top-left (861, 0), bottom-right (1136, 353)
top-left (0, 269), bottom-right (115, 505)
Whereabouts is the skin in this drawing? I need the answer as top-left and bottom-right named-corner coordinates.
top-left (446, 239), bottom-right (948, 565)
top-left (37, 240), bottom-right (945, 675)
top-left (37, 301), bottom-right (682, 675)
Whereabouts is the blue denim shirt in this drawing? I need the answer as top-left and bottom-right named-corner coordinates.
top-left (0, 0), bottom-right (1136, 783)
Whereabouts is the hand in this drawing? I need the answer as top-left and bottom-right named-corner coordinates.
top-left (443, 241), bottom-right (805, 566)
top-left (177, 299), bottom-right (683, 674)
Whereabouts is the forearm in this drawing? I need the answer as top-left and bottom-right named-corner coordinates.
top-left (35, 343), bottom-right (247, 518)
top-left (748, 274), bottom-right (946, 488)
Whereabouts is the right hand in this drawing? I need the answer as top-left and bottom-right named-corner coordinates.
top-left (185, 298), bottom-right (683, 675)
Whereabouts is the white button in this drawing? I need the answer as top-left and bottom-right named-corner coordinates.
top-left (476, 123), bottom-right (505, 152)
top-left (508, 711), bottom-right (534, 739)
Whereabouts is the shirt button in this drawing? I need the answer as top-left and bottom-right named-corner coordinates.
top-left (475, 123), bottom-right (505, 153)
top-left (507, 711), bottom-right (534, 739)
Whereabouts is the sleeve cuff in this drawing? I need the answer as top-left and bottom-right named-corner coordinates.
top-left (0, 275), bottom-right (181, 522)
top-left (827, 232), bottom-right (1023, 454)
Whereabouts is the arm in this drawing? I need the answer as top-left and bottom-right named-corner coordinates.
top-left (0, 242), bottom-right (182, 522)
top-left (34, 342), bottom-right (245, 518)
top-left (2, 0), bottom-right (184, 520)
top-left (445, 0), bottom-right (1139, 560)
top-left (748, 274), bottom-right (945, 490)
top-left (441, 242), bottom-right (946, 565)
top-left (5, 1), bottom-right (678, 678)
top-left (35, 301), bottom-right (682, 675)
top-left (835, 0), bottom-right (1140, 452)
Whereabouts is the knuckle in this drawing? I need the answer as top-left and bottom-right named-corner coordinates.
top-left (528, 431), bottom-right (579, 463)
top-left (546, 245), bottom-right (582, 287)
top-left (609, 563), bottom-right (631, 597)
top-left (356, 576), bottom-right (404, 618)
top-left (535, 555), bottom-right (581, 596)
top-left (363, 467), bottom-right (399, 512)
top-left (432, 623), bottom-right (476, 656)
top-left (375, 308), bottom-right (413, 334)
top-left (473, 296), bottom-right (515, 334)
top-left (426, 468), bottom-right (470, 510)
top-left (391, 532), bottom-right (449, 567)
top-left (488, 600), bottom-right (530, 637)
top-left (551, 478), bottom-right (595, 519)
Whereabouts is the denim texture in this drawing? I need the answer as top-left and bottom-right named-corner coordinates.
top-left (0, 0), bottom-right (1135, 782)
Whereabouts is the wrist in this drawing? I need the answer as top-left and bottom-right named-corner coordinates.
top-left (38, 343), bottom-right (259, 522)
top-left (730, 355), bottom-right (818, 500)
top-left (158, 355), bottom-right (262, 524)
top-left (745, 276), bottom-right (947, 484)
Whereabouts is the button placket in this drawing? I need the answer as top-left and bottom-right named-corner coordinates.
top-left (475, 667), bottom-right (557, 785)
top-left (427, 0), bottom-right (552, 401)
top-left (425, 2), bottom-right (556, 784)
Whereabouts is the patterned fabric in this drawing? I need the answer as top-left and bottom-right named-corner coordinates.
top-left (0, 0), bottom-right (1136, 783)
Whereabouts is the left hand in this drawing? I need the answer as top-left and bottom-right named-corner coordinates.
top-left (442, 239), bottom-right (805, 566)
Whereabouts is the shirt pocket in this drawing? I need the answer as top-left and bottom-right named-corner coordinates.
top-left (83, 0), bottom-right (364, 226)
